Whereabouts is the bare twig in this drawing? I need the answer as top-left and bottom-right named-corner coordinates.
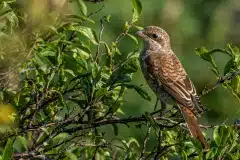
top-left (94, 17), bottom-right (105, 62)
top-left (139, 126), bottom-right (151, 160)
top-left (87, 5), bottom-right (105, 18)
top-left (201, 68), bottom-right (240, 96)
top-left (17, 109), bottom-right (186, 136)
top-left (140, 99), bottom-right (160, 160)
top-left (13, 153), bottom-right (45, 159)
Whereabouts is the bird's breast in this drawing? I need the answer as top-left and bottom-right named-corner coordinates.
top-left (139, 51), bottom-right (175, 105)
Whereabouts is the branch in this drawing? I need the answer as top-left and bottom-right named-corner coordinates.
top-left (94, 16), bottom-right (105, 62)
top-left (139, 126), bottom-right (151, 160)
top-left (87, 5), bottom-right (104, 18)
top-left (62, 113), bottom-right (187, 134)
top-left (13, 153), bottom-right (46, 159)
top-left (85, 0), bottom-right (104, 3)
top-left (201, 68), bottom-right (240, 96)
top-left (19, 109), bottom-right (184, 135)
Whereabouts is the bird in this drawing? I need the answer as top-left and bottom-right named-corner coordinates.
top-left (136, 26), bottom-right (209, 150)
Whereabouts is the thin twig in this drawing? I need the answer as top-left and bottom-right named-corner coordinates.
top-left (139, 126), bottom-right (151, 160)
top-left (139, 99), bottom-right (159, 159)
top-left (18, 110), bottom-right (186, 135)
top-left (201, 68), bottom-right (240, 96)
top-left (87, 5), bottom-right (105, 18)
top-left (94, 17), bottom-right (104, 62)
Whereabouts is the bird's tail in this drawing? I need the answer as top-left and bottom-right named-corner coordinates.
top-left (178, 104), bottom-right (209, 150)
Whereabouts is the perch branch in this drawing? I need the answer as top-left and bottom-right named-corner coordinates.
top-left (201, 68), bottom-right (240, 96)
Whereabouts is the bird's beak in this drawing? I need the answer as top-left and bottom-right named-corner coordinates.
top-left (135, 30), bottom-right (145, 38)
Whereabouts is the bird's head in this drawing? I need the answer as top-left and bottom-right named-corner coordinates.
top-left (136, 26), bottom-right (171, 52)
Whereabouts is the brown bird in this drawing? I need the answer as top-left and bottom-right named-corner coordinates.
top-left (136, 26), bottom-right (209, 150)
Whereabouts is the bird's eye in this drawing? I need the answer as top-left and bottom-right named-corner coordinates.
top-left (152, 34), bottom-right (159, 39)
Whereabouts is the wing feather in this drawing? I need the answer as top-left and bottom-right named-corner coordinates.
top-left (145, 52), bottom-right (203, 114)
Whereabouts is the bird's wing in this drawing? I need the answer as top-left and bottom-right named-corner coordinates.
top-left (145, 52), bottom-right (202, 114)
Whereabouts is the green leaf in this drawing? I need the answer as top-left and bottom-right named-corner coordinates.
top-left (122, 57), bottom-right (139, 73)
top-left (103, 42), bottom-right (111, 55)
top-left (72, 48), bottom-right (90, 59)
top-left (195, 47), bottom-right (219, 76)
top-left (131, 0), bottom-right (142, 23)
top-left (47, 70), bottom-right (56, 88)
top-left (181, 150), bottom-right (188, 160)
top-left (95, 88), bottom-right (108, 97)
top-left (105, 15), bottom-right (111, 22)
top-left (57, 48), bottom-right (63, 65)
top-left (227, 43), bottom-right (240, 56)
top-left (116, 108), bottom-right (125, 115)
top-left (127, 137), bottom-right (140, 148)
top-left (124, 84), bottom-right (151, 101)
top-left (133, 25), bottom-right (144, 30)
top-left (111, 43), bottom-right (121, 55)
top-left (52, 133), bottom-right (69, 145)
top-left (120, 139), bottom-right (129, 150)
top-left (206, 147), bottom-right (218, 159)
top-left (108, 74), bottom-right (132, 86)
top-left (230, 76), bottom-right (240, 96)
top-left (224, 58), bottom-right (235, 75)
top-left (211, 67), bottom-right (219, 76)
top-left (213, 126), bottom-right (221, 146)
top-left (44, 25), bottom-right (58, 34)
top-left (127, 33), bottom-right (138, 44)
top-left (34, 52), bottom-right (53, 73)
top-left (68, 26), bottom-right (98, 45)
top-left (191, 138), bottom-right (203, 158)
top-left (64, 69), bottom-right (76, 77)
top-left (65, 151), bottom-right (78, 160)
top-left (131, 0), bottom-right (142, 15)
top-left (2, 138), bottom-right (13, 160)
top-left (65, 14), bottom-right (95, 24)
top-left (131, 8), bottom-right (139, 23)
top-left (223, 83), bottom-right (240, 101)
top-left (195, 47), bottom-right (212, 62)
top-left (213, 125), bottom-right (231, 146)
top-left (124, 21), bottom-right (130, 31)
top-left (226, 153), bottom-right (238, 160)
top-left (69, 72), bottom-right (92, 83)
top-left (112, 124), bottom-right (119, 136)
top-left (0, 8), bottom-right (12, 18)
top-left (219, 126), bottom-right (231, 145)
top-left (13, 136), bottom-right (28, 153)
top-left (110, 85), bottom-right (125, 103)
top-left (77, 0), bottom-right (87, 16)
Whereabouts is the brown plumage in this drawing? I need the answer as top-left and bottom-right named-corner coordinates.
top-left (136, 26), bottom-right (209, 150)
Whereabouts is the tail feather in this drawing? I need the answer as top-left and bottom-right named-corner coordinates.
top-left (178, 104), bottom-right (209, 150)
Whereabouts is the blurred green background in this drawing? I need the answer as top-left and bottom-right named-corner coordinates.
top-left (1, 0), bottom-right (240, 154)
top-left (83, 0), bottom-right (240, 142)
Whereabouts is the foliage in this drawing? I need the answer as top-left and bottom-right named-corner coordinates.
top-left (0, 0), bottom-right (239, 160)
